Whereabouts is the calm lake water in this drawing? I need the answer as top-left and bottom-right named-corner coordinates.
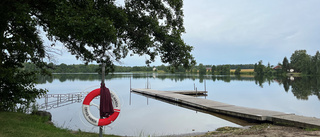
top-left (35, 73), bottom-right (320, 136)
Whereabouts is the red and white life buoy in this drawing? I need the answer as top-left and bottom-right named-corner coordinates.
top-left (82, 88), bottom-right (120, 126)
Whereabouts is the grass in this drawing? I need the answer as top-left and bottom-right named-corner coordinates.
top-left (230, 69), bottom-right (255, 75)
top-left (206, 124), bottom-right (320, 136)
top-left (304, 128), bottom-right (320, 131)
top-left (286, 72), bottom-right (302, 76)
top-left (0, 111), bottom-right (119, 137)
top-left (230, 69), bottom-right (254, 73)
top-left (206, 124), bottom-right (273, 136)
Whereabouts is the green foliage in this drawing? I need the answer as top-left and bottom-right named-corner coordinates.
top-left (211, 65), bottom-right (216, 75)
top-left (156, 65), bottom-right (169, 72)
top-left (35, 63), bottom-right (162, 73)
top-left (1, 0), bottom-right (49, 111)
top-left (282, 57), bottom-right (289, 72)
top-left (254, 60), bottom-right (265, 75)
top-left (311, 51), bottom-right (320, 75)
top-left (216, 65), bottom-right (230, 75)
top-left (253, 61), bottom-right (275, 76)
top-left (286, 50), bottom-right (320, 75)
top-left (34, 0), bottom-right (195, 69)
top-left (1, 0), bottom-right (195, 111)
top-left (51, 63), bottom-right (99, 73)
top-left (234, 67), bottom-right (241, 75)
top-left (0, 68), bottom-right (48, 111)
top-left (198, 63), bottom-right (206, 75)
top-left (290, 50), bottom-right (311, 74)
top-left (304, 128), bottom-right (320, 131)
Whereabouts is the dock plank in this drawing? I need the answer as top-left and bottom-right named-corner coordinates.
top-left (271, 114), bottom-right (320, 129)
top-left (169, 90), bottom-right (207, 95)
top-left (208, 105), bottom-right (287, 121)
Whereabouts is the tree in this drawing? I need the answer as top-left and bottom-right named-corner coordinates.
top-left (235, 66), bottom-right (241, 75)
top-left (222, 65), bottom-right (231, 75)
top-left (34, 0), bottom-right (195, 69)
top-left (254, 63), bottom-right (257, 73)
top-left (175, 65), bottom-right (185, 73)
top-left (290, 50), bottom-right (311, 74)
top-left (311, 51), bottom-right (320, 75)
top-left (282, 57), bottom-right (289, 73)
top-left (211, 65), bottom-right (216, 75)
top-left (215, 65), bottom-right (230, 75)
top-left (266, 62), bottom-right (273, 75)
top-left (156, 65), bottom-right (168, 72)
top-left (1, 0), bottom-right (51, 111)
top-left (254, 60), bottom-right (265, 75)
top-left (198, 63), bottom-right (206, 75)
top-left (1, 0), bottom-right (195, 111)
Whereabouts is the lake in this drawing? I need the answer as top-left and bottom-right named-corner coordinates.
top-left (35, 73), bottom-right (320, 136)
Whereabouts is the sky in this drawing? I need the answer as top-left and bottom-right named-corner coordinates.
top-left (46, 0), bottom-right (320, 66)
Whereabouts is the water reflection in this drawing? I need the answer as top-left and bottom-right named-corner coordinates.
top-left (38, 73), bottom-right (320, 101)
top-left (39, 92), bottom-right (85, 110)
top-left (284, 77), bottom-right (320, 100)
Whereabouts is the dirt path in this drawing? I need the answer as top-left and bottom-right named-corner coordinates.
top-left (195, 124), bottom-right (320, 137)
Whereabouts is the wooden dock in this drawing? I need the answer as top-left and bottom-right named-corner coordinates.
top-left (131, 88), bottom-right (320, 129)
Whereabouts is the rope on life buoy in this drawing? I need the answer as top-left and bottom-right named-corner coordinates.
top-left (82, 88), bottom-right (120, 126)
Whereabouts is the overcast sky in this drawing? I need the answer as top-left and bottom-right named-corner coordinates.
top-left (48, 0), bottom-right (320, 66)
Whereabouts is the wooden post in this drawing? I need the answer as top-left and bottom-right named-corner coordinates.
top-left (130, 77), bottom-right (131, 91)
top-left (196, 87), bottom-right (198, 96)
top-left (204, 79), bottom-right (206, 91)
top-left (101, 63), bottom-right (105, 84)
top-left (100, 63), bottom-right (106, 137)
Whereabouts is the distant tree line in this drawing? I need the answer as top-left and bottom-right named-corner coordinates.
top-left (23, 63), bottom-right (257, 75)
top-left (23, 63), bottom-right (99, 73)
top-left (211, 65), bottom-right (231, 75)
top-left (252, 49), bottom-right (320, 76)
top-left (283, 50), bottom-right (320, 75)
top-left (24, 63), bottom-right (182, 73)
top-left (253, 60), bottom-right (275, 75)
top-left (229, 64), bottom-right (255, 69)
top-left (23, 49), bottom-right (320, 77)
top-left (27, 52), bottom-right (320, 76)
top-left (24, 63), bottom-right (156, 73)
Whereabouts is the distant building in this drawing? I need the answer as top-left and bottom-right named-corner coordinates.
top-left (273, 65), bottom-right (294, 73)
top-left (289, 69), bottom-right (294, 72)
top-left (206, 67), bottom-right (212, 72)
top-left (273, 65), bottom-right (282, 70)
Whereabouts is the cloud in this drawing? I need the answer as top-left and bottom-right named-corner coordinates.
top-left (47, 0), bottom-right (320, 66)
top-left (182, 0), bottom-right (320, 65)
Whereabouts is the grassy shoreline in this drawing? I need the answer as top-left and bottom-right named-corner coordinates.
top-left (0, 111), bottom-right (119, 137)
top-left (2, 111), bottom-right (319, 137)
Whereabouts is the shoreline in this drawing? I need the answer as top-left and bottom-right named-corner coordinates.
top-left (1, 111), bottom-right (319, 137)
top-left (192, 124), bottom-right (320, 137)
